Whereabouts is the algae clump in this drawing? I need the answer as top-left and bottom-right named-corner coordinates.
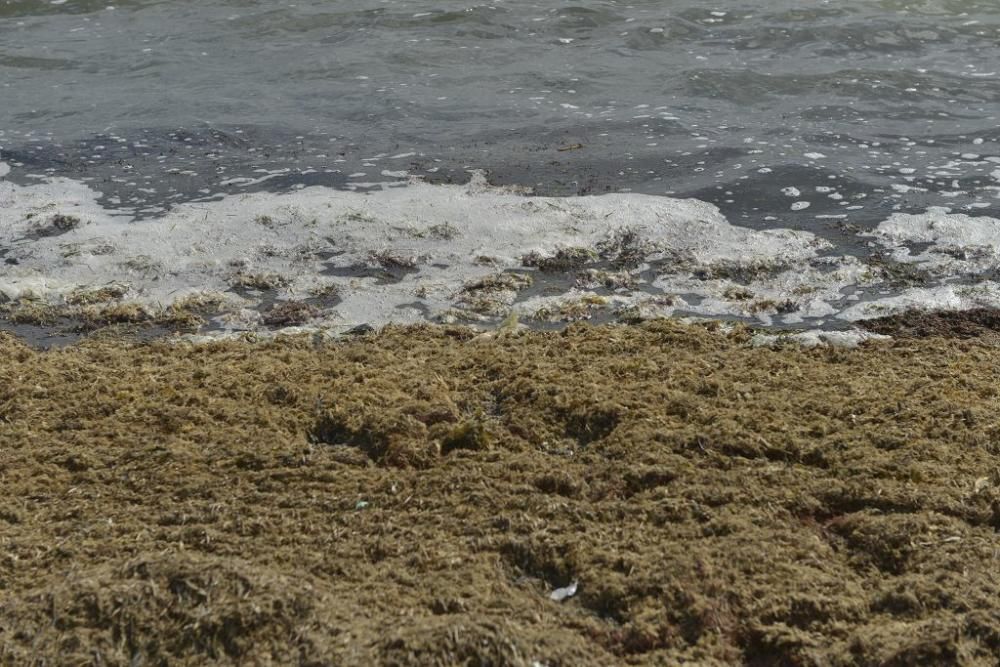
top-left (3, 321), bottom-right (1000, 665)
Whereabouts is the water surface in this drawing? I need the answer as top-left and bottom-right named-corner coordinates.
top-left (2, 0), bottom-right (1000, 336)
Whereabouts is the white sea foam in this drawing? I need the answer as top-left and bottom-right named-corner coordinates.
top-left (845, 208), bottom-right (1000, 322)
top-left (864, 207), bottom-right (1000, 277)
top-left (651, 257), bottom-right (870, 326)
top-left (869, 207), bottom-right (1000, 249)
top-left (0, 170), bottom-right (838, 330)
top-left (751, 329), bottom-right (890, 349)
top-left (838, 284), bottom-right (1000, 322)
top-left (0, 166), bottom-right (994, 336)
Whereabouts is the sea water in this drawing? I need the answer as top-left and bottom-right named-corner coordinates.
top-left (2, 0), bottom-right (1000, 336)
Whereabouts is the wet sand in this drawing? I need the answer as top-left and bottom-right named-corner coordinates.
top-left (3, 319), bottom-right (1000, 664)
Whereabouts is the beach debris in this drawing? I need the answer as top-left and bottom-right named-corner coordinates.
top-left (229, 271), bottom-right (291, 291)
top-left (462, 273), bottom-right (533, 294)
top-left (498, 312), bottom-right (520, 333)
top-left (917, 535), bottom-right (962, 547)
top-left (457, 272), bottom-right (533, 316)
top-left (34, 213), bottom-right (81, 237)
top-left (974, 476), bottom-right (991, 494)
top-left (750, 330), bottom-right (890, 349)
top-left (368, 248), bottom-right (419, 271)
top-left (344, 323), bottom-right (375, 337)
top-left (309, 283), bottom-right (341, 300)
top-left (866, 253), bottom-right (933, 287)
top-left (549, 581), bottom-right (578, 602)
top-left (1, 300), bottom-right (59, 325)
top-left (575, 268), bottom-right (637, 291)
top-left (440, 420), bottom-right (493, 455)
top-left (355, 500), bottom-right (370, 510)
top-left (522, 247), bottom-right (597, 273)
top-left (595, 229), bottom-right (657, 269)
top-left (557, 143), bottom-right (585, 152)
top-left (527, 294), bottom-right (609, 323)
top-left (425, 222), bottom-right (459, 240)
top-left (693, 258), bottom-right (790, 283)
top-left (860, 307), bottom-right (1000, 339)
top-left (723, 285), bottom-right (754, 301)
top-left (614, 296), bottom-right (679, 324)
top-left (261, 300), bottom-right (319, 327)
top-left (78, 303), bottom-right (151, 329)
top-left (162, 291), bottom-right (227, 328)
top-left (65, 282), bottom-right (130, 306)
top-left (436, 308), bottom-right (491, 325)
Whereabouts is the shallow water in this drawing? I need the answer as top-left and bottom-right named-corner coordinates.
top-left (3, 0), bottom-right (999, 209)
top-left (2, 1), bottom-right (1000, 336)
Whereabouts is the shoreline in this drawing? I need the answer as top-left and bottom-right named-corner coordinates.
top-left (7, 166), bottom-right (1000, 344)
top-left (4, 319), bottom-right (1000, 663)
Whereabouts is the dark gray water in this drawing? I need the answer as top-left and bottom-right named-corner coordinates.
top-left (2, 0), bottom-right (999, 224)
top-left (4, 0), bottom-right (1000, 343)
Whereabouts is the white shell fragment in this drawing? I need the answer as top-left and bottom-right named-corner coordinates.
top-left (549, 581), bottom-right (578, 602)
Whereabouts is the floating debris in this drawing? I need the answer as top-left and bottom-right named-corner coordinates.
top-left (522, 247), bottom-right (597, 273)
top-left (261, 301), bottom-right (320, 327)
